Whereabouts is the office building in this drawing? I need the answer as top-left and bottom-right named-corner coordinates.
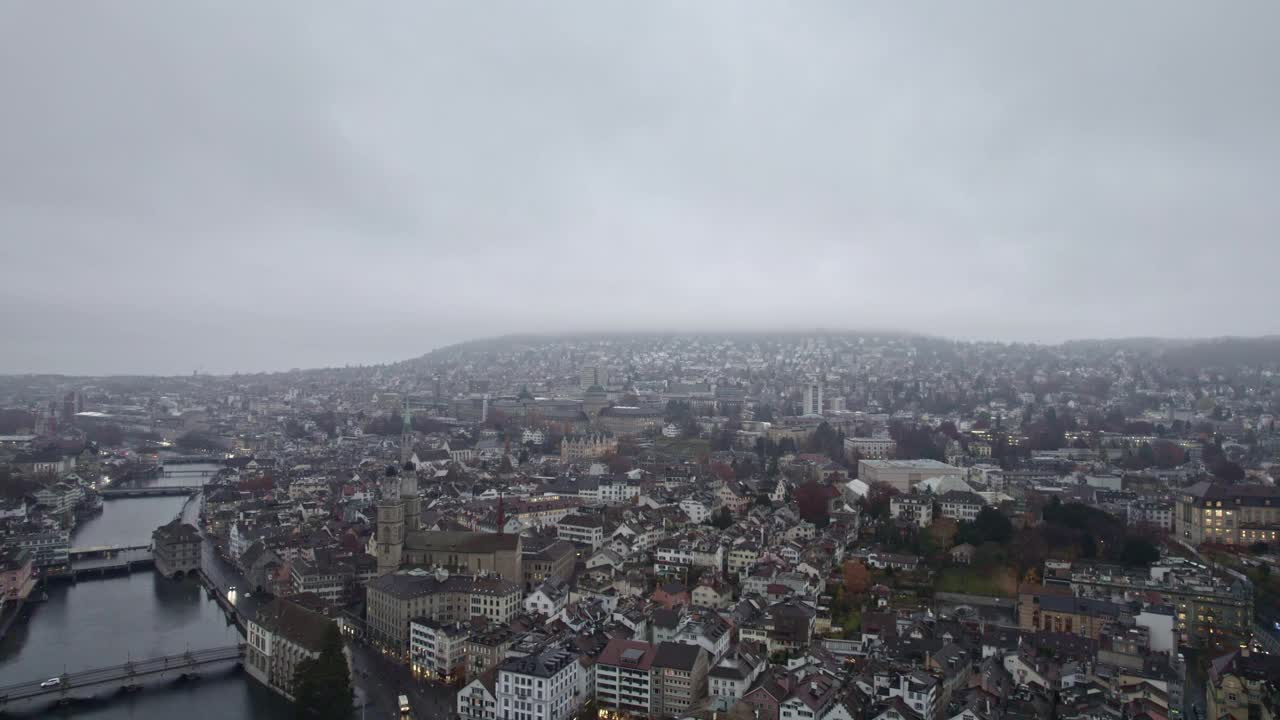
top-left (1175, 482), bottom-right (1280, 546)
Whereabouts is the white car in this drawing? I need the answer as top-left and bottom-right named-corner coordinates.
top-left (40, 678), bottom-right (62, 688)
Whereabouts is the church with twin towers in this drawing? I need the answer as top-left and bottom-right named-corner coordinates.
top-left (374, 403), bottom-right (522, 579)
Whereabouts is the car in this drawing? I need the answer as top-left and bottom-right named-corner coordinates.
top-left (40, 678), bottom-right (62, 688)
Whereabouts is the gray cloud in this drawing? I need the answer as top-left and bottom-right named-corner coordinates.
top-left (2, 1), bottom-right (1277, 374)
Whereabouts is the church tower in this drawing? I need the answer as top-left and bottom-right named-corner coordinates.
top-left (401, 461), bottom-right (421, 534)
top-left (376, 465), bottom-right (405, 576)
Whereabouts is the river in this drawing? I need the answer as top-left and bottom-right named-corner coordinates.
top-left (0, 462), bottom-right (292, 718)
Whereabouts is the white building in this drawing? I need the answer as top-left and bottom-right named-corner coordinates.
top-left (596, 639), bottom-right (656, 716)
top-left (410, 618), bottom-right (470, 683)
top-left (458, 675), bottom-right (499, 720)
top-left (524, 579), bottom-right (570, 617)
top-left (32, 482), bottom-right (83, 516)
top-left (1127, 502), bottom-right (1174, 531)
top-left (496, 646), bottom-right (581, 720)
top-left (708, 649), bottom-right (766, 710)
top-left (596, 478), bottom-right (640, 505)
top-left (937, 491), bottom-right (986, 522)
top-left (803, 381), bottom-right (824, 416)
top-left (679, 499), bottom-right (711, 524)
top-left (844, 436), bottom-right (897, 460)
top-left (557, 514), bottom-right (606, 550)
top-left (890, 496), bottom-right (933, 527)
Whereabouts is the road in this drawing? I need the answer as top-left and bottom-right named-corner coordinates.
top-left (348, 641), bottom-right (456, 720)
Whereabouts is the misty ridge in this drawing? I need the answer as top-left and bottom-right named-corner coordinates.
top-left (0, 3), bottom-right (1277, 375)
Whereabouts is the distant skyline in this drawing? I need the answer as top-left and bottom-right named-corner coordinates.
top-left (2, 2), bottom-right (1278, 376)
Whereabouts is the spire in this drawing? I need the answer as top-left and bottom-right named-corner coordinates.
top-left (400, 398), bottom-right (414, 465)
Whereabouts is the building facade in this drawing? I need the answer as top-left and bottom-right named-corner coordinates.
top-left (410, 618), bottom-right (470, 683)
top-left (366, 569), bottom-right (521, 655)
top-left (1175, 482), bottom-right (1280, 546)
top-left (152, 519), bottom-right (201, 579)
top-left (859, 460), bottom-right (964, 492)
top-left (496, 646), bottom-right (581, 720)
top-left (844, 436), bottom-right (896, 460)
top-left (245, 598), bottom-right (342, 701)
top-left (597, 639), bottom-right (657, 716)
top-left (561, 432), bottom-right (618, 463)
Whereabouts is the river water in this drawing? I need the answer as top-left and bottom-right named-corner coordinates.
top-left (0, 462), bottom-right (292, 718)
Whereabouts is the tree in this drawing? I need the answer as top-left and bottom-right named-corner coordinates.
top-left (795, 481), bottom-right (835, 527)
top-left (293, 624), bottom-right (352, 720)
top-left (861, 482), bottom-right (898, 521)
top-left (709, 507), bottom-right (734, 530)
top-left (842, 560), bottom-right (871, 594)
top-left (1213, 459), bottom-right (1246, 483)
top-left (1120, 538), bottom-right (1160, 567)
top-left (929, 518), bottom-right (958, 551)
top-left (175, 430), bottom-right (225, 453)
top-left (753, 404), bottom-right (775, 423)
top-left (956, 507), bottom-right (1013, 546)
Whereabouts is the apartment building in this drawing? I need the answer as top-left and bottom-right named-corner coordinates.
top-left (410, 618), bottom-right (470, 683)
top-left (557, 514), bottom-right (606, 550)
top-left (496, 646), bottom-right (580, 720)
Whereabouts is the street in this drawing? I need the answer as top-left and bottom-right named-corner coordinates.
top-left (348, 641), bottom-right (457, 720)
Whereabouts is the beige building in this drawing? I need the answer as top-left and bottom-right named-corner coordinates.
top-left (1175, 481), bottom-right (1280, 546)
top-left (245, 598), bottom-right (343, 701)
top-left (366, 569), bottom-right (521, 655)
top-left (152, 519), bottom-right (202, 579)
top-left (561, 432), bottom-right (618, 463)
top-left (652, 642), bottom-right (709, 717)
top-left (843, 436), bottom-right (896, 460)
top-left (1206, 648), bottom-right (1280, 720)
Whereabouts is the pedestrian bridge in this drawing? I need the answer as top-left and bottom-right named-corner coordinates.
top-left (0, 644), bottom-right (244, 709)
top-left (162, 456), bottom-right (227, 465)
top-left (101, 485), bottom-right (200, 498)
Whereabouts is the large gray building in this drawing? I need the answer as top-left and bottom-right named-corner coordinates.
top-left (152, 519), bottom-right (201, 578)
top-left (858, 459), bottom-right (964, 492)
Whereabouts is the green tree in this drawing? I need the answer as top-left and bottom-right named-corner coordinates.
top-left (293, 624), bottom-right (352, 720)
top-left (1120, 538), bottom-right (1160, 567)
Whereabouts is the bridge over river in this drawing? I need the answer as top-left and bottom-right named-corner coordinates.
top-left (0, 644), bottom-right (245, 710)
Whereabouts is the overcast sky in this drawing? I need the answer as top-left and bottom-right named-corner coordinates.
top-left (2, 2), bottom-right (1277, 375)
